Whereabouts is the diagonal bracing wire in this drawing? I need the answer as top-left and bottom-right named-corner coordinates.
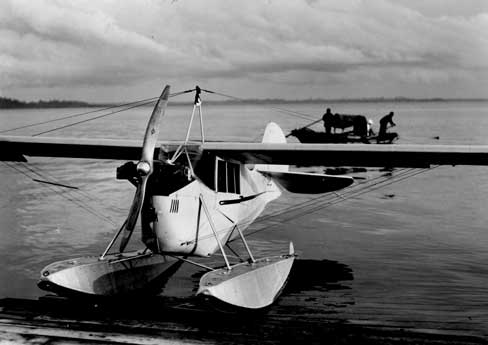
top-left (244, 166), bottom-right (440, 238)
top-left (2, 161), bottom-right (119, 226)
top-left (31, 99), bottom-right (158, 136)
top-left (252, 168), bottom-right (416, 226)
top-left (17, 160), bottom-right (125, 213)
top-left (0, 97), bottom-right (159, 134)
top-left (201, 88), bottom-right (317, 121)
top-left (189, 167), bottom-right (436, 245)
top-left (2, 89), bottom-right (196, 136)
top-left (31, 89), bottom-right (194, 136)
top-left (0, 89), bottom-right (194, 137)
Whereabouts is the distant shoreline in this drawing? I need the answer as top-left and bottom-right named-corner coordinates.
top-left (1, 96), bottom-right (487, 109)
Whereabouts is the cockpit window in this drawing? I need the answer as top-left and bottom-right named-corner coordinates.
top-left (193, 154), bottom-right (241, 194)
top-left (216, 158), bottom-right (240, 194)
top-left (217, 159), bottom-right (227, 192)
top-left (150, 162), bottom-right (193, 196)
top-left (227, 162), bottom-right (240, 193)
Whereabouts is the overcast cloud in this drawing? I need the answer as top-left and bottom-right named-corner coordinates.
top-left (1, 0), bottom-right (487, 101)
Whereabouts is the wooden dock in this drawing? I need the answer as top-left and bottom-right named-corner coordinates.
top-left (0, 296), bottom-right (486, 345)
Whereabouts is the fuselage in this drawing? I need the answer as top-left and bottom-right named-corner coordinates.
top-left (141, 155), bottom-right (281, 257)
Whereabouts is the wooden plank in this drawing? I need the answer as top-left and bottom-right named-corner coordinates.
top-left (0, 298), bottom-right (486, 345)
top-left (0, 323), bottom-right (198, 345)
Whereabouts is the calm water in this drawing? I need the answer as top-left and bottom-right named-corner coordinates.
top-left (1, 100), bottom-right (488, 336)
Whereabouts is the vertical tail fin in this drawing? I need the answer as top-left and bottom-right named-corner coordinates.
top-left (255, 122), bottom-right (289, 173)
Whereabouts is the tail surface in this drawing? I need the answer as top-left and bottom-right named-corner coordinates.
top-left (255, 122), bottom-right (289, 173)
top-left (256, 123), bottom-right (354, 194)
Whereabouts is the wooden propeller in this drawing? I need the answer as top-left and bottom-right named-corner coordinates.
top-left (119, 85), bottom-right (170, 253)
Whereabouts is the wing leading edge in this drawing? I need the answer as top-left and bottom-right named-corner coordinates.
top-left (2, 135), bottom-right (488, 168)
top-left (202, 142), bottom-right (488, 168)
top-left (0, 135), bottom-right (178, 161)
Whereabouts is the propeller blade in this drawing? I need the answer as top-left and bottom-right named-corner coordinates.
top-left (141, 85), bottom-right (170, 165)
top-left (118, 177), bottom-right (148, 252)
top-left (119, 85), bottom-right (170, 253)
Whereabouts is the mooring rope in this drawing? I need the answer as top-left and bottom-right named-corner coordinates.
top-left (241, 166), bottom-right (439, 239)
top-left (0, 97), bottom-right (159, 135)
top-left (191, 166), bottom-right (436, 245)
top-left (31, 89), bottom-right (195, 136)
top-left (201, 88), bottom-right (317, 121)
top-left (2, 161), bottom-right (119, 226)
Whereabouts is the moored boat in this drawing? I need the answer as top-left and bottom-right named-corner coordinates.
top-left (289, 127), bottom-right (398, 144)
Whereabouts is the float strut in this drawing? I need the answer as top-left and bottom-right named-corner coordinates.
top-left (100, 219), bottom-right (127, 260)
top-left (235, 225), bottom-right (255, 263)
top-left (199, 195), bottom-right (232, 270)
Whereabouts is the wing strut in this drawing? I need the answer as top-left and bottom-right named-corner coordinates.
top-left (170, 86), bottom-right (205, 163)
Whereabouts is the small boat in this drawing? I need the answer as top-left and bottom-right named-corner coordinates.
top-left (289, 127), bottom-right (398, 144)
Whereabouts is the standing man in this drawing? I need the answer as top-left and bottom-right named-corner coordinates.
top-left (367, 119), bottom-right (375, 136)
top-left (322, 108), bottom-right (333, 134)
top-left (379, 111), bottom-right (395, 138)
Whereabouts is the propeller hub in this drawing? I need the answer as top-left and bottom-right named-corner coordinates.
top-left (136, 161), bottom-right (151, 176)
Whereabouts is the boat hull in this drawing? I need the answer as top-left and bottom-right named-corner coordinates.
top-left (38, 252), bottom-right (180, 297)
top-left (290, 127), bottom-right (398, 144)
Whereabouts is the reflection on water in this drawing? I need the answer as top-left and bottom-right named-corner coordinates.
top-left (1, 101), bottom-right (488, 335)
top-left (286, 259), bottom-right (353, 294)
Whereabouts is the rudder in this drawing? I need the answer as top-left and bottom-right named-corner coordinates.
top-left (256, 122), bottom-right (289, 173)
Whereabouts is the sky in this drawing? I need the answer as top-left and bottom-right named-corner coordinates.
top-left (1, 0), bottom-right (488, 102)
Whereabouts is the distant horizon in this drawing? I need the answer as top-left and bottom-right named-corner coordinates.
top-left (1, 95), bottom-right (488, 109)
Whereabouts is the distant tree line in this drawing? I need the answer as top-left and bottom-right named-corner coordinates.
top-left (1, 96), bottom-right (486, 109)
top-left (218, 97), bottom-right (488, 104)
top-left (0, 97), bottom-right (105, 109)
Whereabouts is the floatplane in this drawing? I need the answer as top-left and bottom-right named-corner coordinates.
top-left (1, 85), bottom-right (488, 310)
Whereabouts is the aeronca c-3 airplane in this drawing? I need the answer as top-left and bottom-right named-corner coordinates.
top-left (1, 85), bottom-right (488, 310)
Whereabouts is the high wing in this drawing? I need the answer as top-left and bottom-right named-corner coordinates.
top-left (0, 135), bottom-right (150, 161)
top-left (201, 142), bottom-right (488, 168)
top-left (1, 135), bottom-right (488, 167)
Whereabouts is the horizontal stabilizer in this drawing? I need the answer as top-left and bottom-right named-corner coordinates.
top-left (263, 171), bottom-right (353, 194)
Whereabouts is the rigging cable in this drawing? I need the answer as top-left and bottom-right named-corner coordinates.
top-left (244, 166), bottom-right (440, 238)
top-left (255, 168), bottom-right (418, 223)
top-left (0, 88), bottom-right (197, 229)
top-left (235, 168), bottom-right (418, 239)
top-left (0, 88), bottom-right (196, 231)
top-left (2, 161), bottom-right (119, 226)
top-left (0, 97), bottom-right (158, 134)
top-left (1, 89), bottom-right (195, 135)
top-left (17, 160), bottom-right (125, 213)
top-left (31, 89), bottom-right (194, 137)
top-left (31, 99), bottom-right (157, 136)
top-left (201, 88), bottom-right (317, 121)
top-left (192, 167), bottom-right (431, 245)
top-left (11, 161), bottom-right (118, 226)
top-left (254, 168), bottom-right (420, 226)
